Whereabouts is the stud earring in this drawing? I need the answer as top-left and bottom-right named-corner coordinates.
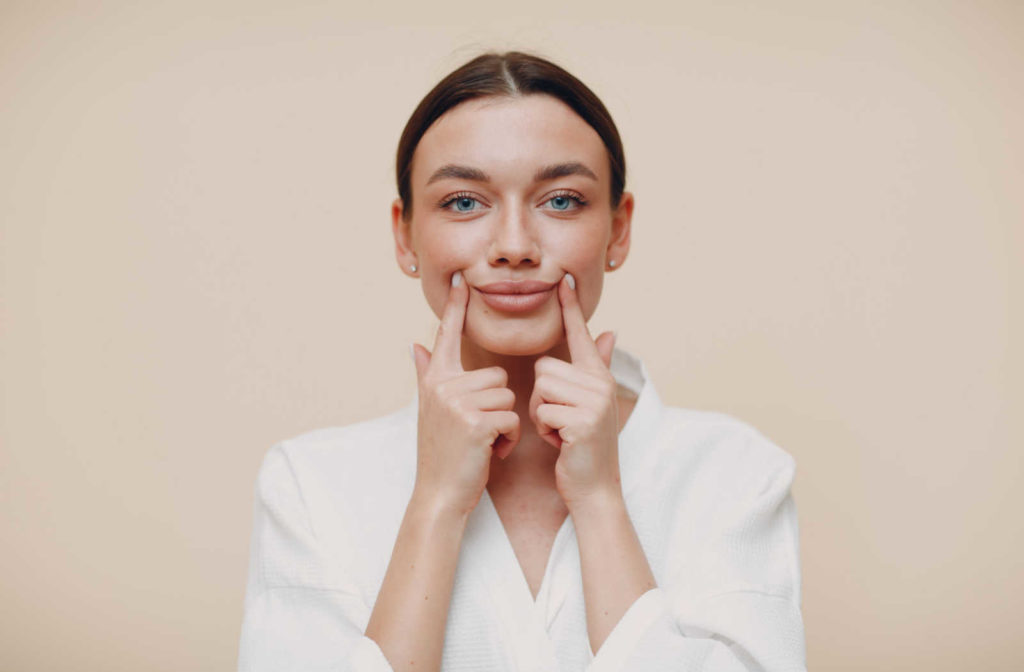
top-left (608, 259), bottom-right (617, 268)
top-left (410, 264), bottom-right (417, 273)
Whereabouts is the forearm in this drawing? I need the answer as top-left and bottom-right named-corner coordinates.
top-left (570, 489), bottom-right (657, 656)
top-left (364, 489), bottom-right (470, 672)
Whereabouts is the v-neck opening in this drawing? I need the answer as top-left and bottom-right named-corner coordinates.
top-left (481, 487), bottom-right (571, 609)
top-left (462, 489), bottom-right (568, 672)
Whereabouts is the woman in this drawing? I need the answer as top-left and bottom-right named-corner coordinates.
top-left (239, 51), bottom-right (806, 672)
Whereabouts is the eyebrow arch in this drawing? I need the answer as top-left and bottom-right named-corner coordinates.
top-left (426, 164), bottom-right (490, 185)
top-left (425, 161), bottom-right (598, 186)
top-left (533, 161), bottom-right (598, 183)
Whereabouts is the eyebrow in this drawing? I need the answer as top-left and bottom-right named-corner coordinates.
top-left (425, 161), bottom-right (598, 186)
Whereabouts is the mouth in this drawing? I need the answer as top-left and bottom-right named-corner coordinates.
top-left (474, 279), bottom-right (558, 314)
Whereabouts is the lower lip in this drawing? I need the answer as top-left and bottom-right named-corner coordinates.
top-left (477, 288), bottom-right (553, 313)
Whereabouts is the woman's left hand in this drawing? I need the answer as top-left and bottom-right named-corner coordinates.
top-left (530, 272), bottom-right (622, 509)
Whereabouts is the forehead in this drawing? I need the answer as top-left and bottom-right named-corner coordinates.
top-left (411, 94), bottom-right (608, 189)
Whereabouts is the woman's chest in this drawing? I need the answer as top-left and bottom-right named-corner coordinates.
top-left (488, 490), bottom-right (570, 600)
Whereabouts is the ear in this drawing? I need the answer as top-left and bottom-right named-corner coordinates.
top-left (391, 198), bottom-right (418, 277)
top-left (606, 191), bottom-right (634, 271)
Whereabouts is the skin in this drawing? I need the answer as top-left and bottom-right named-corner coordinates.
top-left (368, 93), bottom-right (656, 671)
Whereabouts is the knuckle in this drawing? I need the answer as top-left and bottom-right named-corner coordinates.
top-left (489, 366), bottom-right (508, 386)
top-left (527, 385), bottom-right (539, 403)
top-left (434, 379), bottom-right (454, 398)
top-left (468, 413), bottom-right (489, 438)
top-left (534, 378), bottom-right (549, 397)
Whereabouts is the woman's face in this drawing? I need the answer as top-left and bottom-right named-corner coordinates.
top-left (393, 94), bottom-right (633, 357)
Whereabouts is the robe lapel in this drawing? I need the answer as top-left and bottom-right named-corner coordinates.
top-left (459, 489), bottom-right (566, 671)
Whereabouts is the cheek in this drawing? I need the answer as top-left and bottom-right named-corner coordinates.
top-left (555, 238), bottom-right (607, 321)
top-left (577, 271), bottom-right (605, 323)
top-left (550, 222), bottom-right (606, 264)
top-left (420, 238), bottom-right (479, 318)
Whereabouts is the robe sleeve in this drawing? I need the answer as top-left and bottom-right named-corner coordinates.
top-left (238, 443), bottom-right (394, 672)
top-left (587, 451), bottom-right (807, 672)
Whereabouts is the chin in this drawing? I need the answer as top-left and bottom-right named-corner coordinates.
top-left (465, 319), bottom-right (563, 357)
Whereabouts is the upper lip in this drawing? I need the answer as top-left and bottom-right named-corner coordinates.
top-left (476, 280), bottom-right (558, 294)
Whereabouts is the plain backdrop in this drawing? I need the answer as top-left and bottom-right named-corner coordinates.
top-left (1, 1), bottom-right (1021, 670)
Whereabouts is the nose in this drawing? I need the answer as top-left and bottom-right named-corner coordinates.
top-left (488, 204), bottom-right (540, 268)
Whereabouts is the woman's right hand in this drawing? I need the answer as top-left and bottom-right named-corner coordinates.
top-left (410, 270), bottom-right (520, 515)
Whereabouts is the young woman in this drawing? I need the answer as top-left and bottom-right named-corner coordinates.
top-left (239, 52), bottom-right (806, 672)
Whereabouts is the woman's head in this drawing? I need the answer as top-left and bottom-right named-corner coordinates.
top-left (392, 51), bottom-right (633, 358)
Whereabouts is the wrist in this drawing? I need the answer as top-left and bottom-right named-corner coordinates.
top-left (565, 484), bottom-right (626, 521)
top-left (408, 486), bottom-right (475, 526)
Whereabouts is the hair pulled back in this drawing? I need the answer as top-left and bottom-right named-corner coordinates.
top-left (396, 51), bottom-right (626, 222)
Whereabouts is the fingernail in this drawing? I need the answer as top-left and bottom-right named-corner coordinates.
top-left (565, 272), bottom-right (575, 290)
top-left (452, 270), bottom-right (463, 287)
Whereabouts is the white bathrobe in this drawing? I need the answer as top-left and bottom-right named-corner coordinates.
top-left (238, 347), bottom-right (807, 671)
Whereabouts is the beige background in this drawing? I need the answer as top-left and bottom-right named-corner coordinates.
top-left (1, 1), bottom-right (1021, 670)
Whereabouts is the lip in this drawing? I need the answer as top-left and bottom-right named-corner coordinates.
top-left (474, 280), bottom-right (558, 314)
top-left (476, 280), bottom-right (558, 294)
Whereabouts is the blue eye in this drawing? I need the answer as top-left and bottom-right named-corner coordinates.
top-left (440, 193), bottom-right (483, 213)
top-left (545, 192), bottom-right (587, 212)
top-left (454, 197), bottom-right (477, 212)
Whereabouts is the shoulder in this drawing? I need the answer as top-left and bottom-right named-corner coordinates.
top-left (651, 406), bottom-right (796, 499)
top-left (255, 402), bottom-right (417, 520)
top-left (285, 401), bottom-right (415, 452)
top-left (270, 402), bottom-right (414, 471)
top-left (249, 404), bottom-right (417, 597)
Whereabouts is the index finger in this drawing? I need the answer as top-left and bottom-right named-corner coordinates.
top-left (431, 270), bottom-right (469, 372)
top-left (557, 272), bottom-right (605, 370)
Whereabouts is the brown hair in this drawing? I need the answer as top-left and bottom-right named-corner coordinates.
top-left (395, 51), bottom-right (626, 222)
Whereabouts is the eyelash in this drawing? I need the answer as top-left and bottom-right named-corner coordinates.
top-left (437, 190), bottom-right (588, 213)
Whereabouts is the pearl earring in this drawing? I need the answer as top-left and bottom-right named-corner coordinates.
top-left (608, 259), bottom-right (617, 268)
top-left (410, 264), bottom-right (417, 273)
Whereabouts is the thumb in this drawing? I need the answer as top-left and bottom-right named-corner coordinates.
top-left (594, 331), bottom-right (616, 370)
top-left (410, 342), bottom-right (432, 380)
